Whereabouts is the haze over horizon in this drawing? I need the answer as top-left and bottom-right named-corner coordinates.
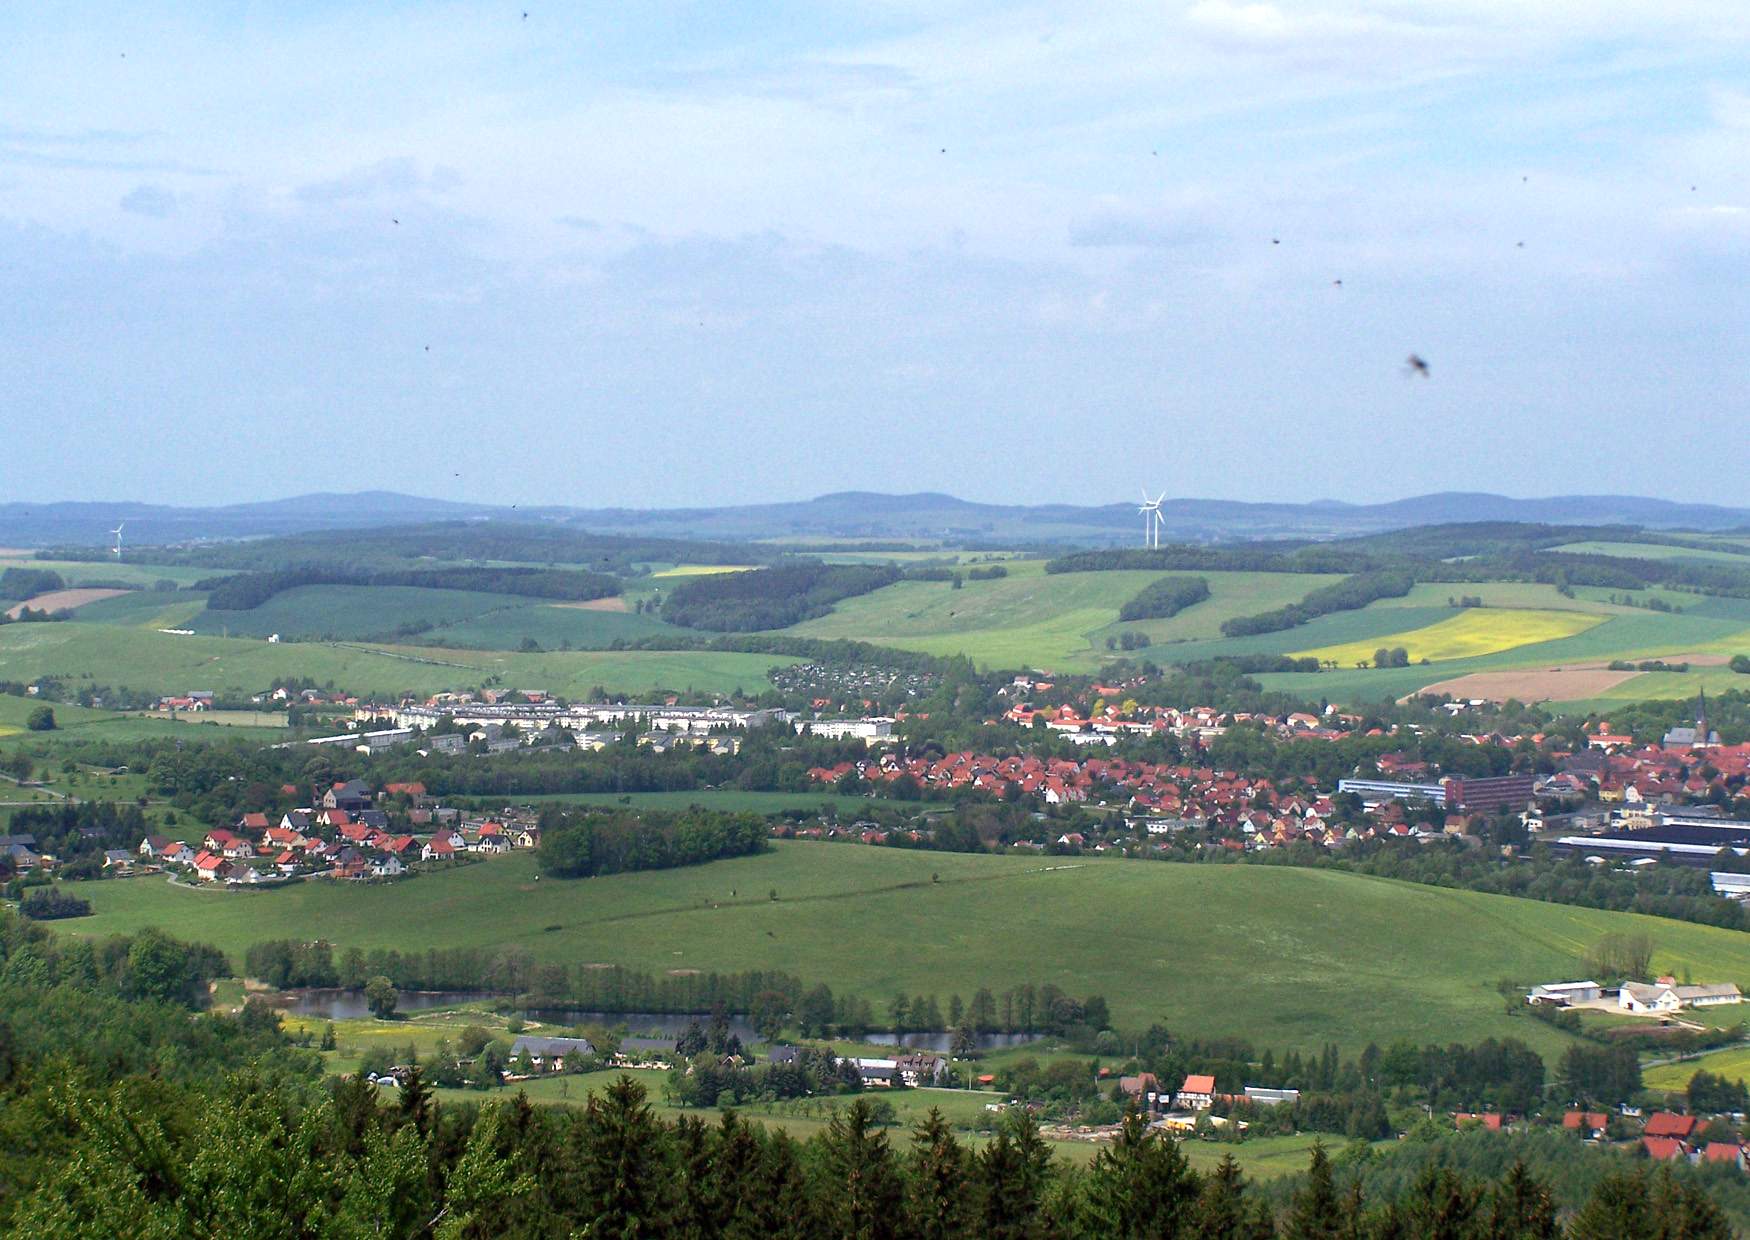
top-left (2, 2), bottom-right (1747, 508)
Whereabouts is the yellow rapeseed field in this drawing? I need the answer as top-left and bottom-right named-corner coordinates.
top-left (1292, 608), bottom-right (1603, 665)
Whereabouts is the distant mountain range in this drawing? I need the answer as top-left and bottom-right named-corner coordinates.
top-left (2, 490), bottom-right (1746, 550)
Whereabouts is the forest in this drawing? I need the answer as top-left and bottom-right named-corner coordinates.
top-left (200, 565), bottom-right (621, 610)
top-left (1117, 575), bottom-right (1211, 622)
top-left (661, 563), bottom-right (901, 631)
top-left (1218, 570), bottom-right (1417, 638)
top-left (40, 520), bottom-right (779, 576)
top-left (536, 806), bottom-right (770, 878)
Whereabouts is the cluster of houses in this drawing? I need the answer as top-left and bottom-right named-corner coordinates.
top-left (134, 780), bottom-right (540, 886)
top-left (1526, 978), bottom-right (1745, 1015)
top-left (1112, 1072), bottom-right (1300, 1131)
top-left (1457, 1108), bottom-right (1750, 1171)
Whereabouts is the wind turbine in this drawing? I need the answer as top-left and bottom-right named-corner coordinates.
top-left (1137, 491), bottom-right (1166, 549)
top-left (110, 522), bottom-right (125, 559)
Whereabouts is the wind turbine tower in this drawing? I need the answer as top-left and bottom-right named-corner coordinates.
top-left (1137, 491), bottom-right (1166, 549)
top-left (111, 522), bottom-right (125, 560)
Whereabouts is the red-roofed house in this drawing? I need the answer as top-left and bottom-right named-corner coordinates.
top-left (1643, 1136), bottom-right (1687, 1161)
top-left (1704, 1142), bottom-right (1746, 1170)
top-left (1562, 1111), bottom-right (1610, 1138)
top-left (1177, 1074), bottom-right (1216, 1111)
top-left (1456, 1113), bottom-right (1503, 1131)
top-left (1644, 1112), bottom-right (1698, 1140)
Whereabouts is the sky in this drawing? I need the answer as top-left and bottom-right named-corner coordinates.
top-left (1, 1), bottom-right (1747, 509)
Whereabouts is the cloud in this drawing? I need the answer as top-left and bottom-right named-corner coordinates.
top-left (295, 157), bottom-right (431, 204)
top-left (120, 184), bottom-right (176, 218)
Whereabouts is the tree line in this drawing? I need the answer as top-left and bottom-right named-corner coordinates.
top-left (1118, 575), bottom-right (1211, 622)
top-left (200, 565), bottom-right (622, 610)
top-left (661, 562), bottom-right (901, 631)
top-left (1219, 570), bottom-right (1417, 638)
top-left (536, 807), bottom-right (769, 878)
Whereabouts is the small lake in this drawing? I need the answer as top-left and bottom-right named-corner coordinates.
top-left (277, 989), bottom-right (1040, 1050)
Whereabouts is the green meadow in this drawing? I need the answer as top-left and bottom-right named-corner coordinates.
top-left (0, 622), bottom-right (793, 700)
top-left (789, 567), bottom-right (1343, 672)
top-left (61, 843), bottom-right (1750, 1055)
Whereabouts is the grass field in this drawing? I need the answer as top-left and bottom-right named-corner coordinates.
top-left (1551, 541), bottom-right (1750, 564)
top-left (60, 844), bottom-right (1750, 1055)
top-left (791, 567), bottom-right (1345, 671)
top-left (72, 589), bottom-right (209, 629)
top-left (1644, 1045), bottom-right (1750, 1092)
top-left (0, 622), bottom-right (794, 700)
top-left (0, 556), bottom-right (223, 588)
top-left (1290, 608), bottom-right (1604, 666)
top-left (179, 584), bottom-right (686, 652)
top-left (497, 790), bottom-right (885, 815)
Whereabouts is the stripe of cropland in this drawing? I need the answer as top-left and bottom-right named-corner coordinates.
top-left (1290, 608), bottom-right (1603, 666)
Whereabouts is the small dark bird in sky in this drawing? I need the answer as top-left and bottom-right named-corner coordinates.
top-left (1521, 175), bottom-right (1528, 182)
top-left (1271, 238), bottom-right (1280, 245)
top-left (1406, 353), bottom-right (1430, 377)
top-left (424, 345), bottom-right (430, 352)
top-left (1516, 240), bottom-right (1525, 248)
top-left (392, 218), bottom-right (399, 225)
top-left (939, 148), bottom-right (946, 154)
top-left (522, 10), bottom-right (528, 17)
top-left (1332, 279), bottom-right (1342, 287)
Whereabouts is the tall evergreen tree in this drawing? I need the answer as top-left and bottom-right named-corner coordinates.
top-left (1484, 1161), bottom-right (1557, 1239)
top-left (979, 1109), bottom-right (1056, 1240)
top-left (574, 1076), bottom-right (679, 1239)
top-left (906, 1107), bottom-right (974, 1240)
top-left (1284, 1142), bottom-right (1344, 1240)
top-left (816, 1099), bottom-right (905, 1240)
top-left (1076, 1110), bottom-right (1199, 1238)
top-left (1193, 1153), bottom-right (1275, 1240)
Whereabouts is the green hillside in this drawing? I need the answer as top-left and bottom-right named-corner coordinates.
top-left (789, 567), bottom-right (1340, 671)
top-left (63, 843), bottom-right (1750, 1054)
top-left (0, 622), bottom-right (793, 699)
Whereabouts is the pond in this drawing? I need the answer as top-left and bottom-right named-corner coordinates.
top-left (276, 989), bottom-right (1042, 1050)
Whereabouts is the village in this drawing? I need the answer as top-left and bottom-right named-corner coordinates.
top-left (126, 778), bottom-right (538, 885)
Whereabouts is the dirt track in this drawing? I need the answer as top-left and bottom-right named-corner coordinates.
top-left (553, 597), bottom-right (630, 612)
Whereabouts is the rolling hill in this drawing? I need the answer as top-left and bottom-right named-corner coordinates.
top-left (65, 842), bottom-right (1750, 1054)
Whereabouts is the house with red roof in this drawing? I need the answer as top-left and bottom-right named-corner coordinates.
top-left (1562, 1111), bottom-right (1610, 1139)
top-left (1455, 1113), bottom-right (1503, 1131)
top-left (1642, 1136), bottom-right (1687, 1161)
top-left (1704, 1142), bottom-right (1746, 1170)
top-left (1643, 1112), bottom-right (1698, 1140)
top-left (1177, 1074), bottom-right (1216, 1111)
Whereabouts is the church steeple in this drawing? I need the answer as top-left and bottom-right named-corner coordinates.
top-left (1697, 688), bottom-right (1710, 745)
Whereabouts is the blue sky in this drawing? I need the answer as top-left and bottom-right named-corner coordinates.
top-left (1, 2), bottom-right (1746, 508)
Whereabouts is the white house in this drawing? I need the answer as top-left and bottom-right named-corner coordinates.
top-left (1177, 1074), bottom-right (1216, 1111)
top-left (1619, 982), bottom-right (1683, 1014)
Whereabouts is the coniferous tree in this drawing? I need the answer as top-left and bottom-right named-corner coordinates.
top-left (979, 1108), bottom-right (1056, 1240)
top-left (906, 1107), bottom-right (974, 1240)
top-left (1192, 1153), bottom-right (1275, 1239)
top-left (1483, 1161), bottom-right (1557, 1239)
top-left (1566, 1170), bottom-right (1651, 1240)
top-left (574, 1076), bottom-right (679, 1239)
top-left (1076, 1109), bottom-right (1199, 1238)
top-left (1284, 1142), bottom-right (1344, 1240)
top-left (1394, 1164), bottom-right (1481, 1239)
top-left (1646, 1165), bottom-right (1734, 1240)
top-left (816, 1099), bottom-right (905, 1240)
